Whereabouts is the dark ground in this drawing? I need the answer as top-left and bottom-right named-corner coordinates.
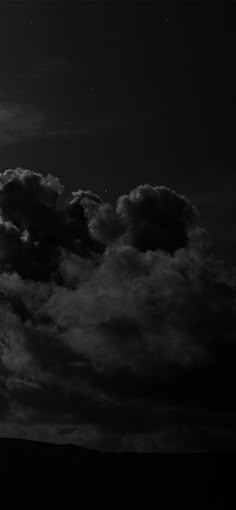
top-left (0, 438), bottom-right (235, 509)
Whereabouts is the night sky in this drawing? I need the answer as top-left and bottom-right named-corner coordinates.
top-left (0, 1), bottom-right (236, 451)
top-left (0, 2), bottom-right (235, 260)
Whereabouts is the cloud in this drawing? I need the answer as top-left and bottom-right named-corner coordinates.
top-left (0, 167), bottom-right (235, 451)
top-left (89, 184), bottom-right (198, 253)
top-left (0, 99), bottom-right (147, 148)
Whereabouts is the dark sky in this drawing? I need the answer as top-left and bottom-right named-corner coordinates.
top-left (0, 1), bottom-right (235, 261)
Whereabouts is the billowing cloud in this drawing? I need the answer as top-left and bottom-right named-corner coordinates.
top-left (88, 184), bottom-right (197, 252)
top-left (0, 167), bottom-right (235, 451)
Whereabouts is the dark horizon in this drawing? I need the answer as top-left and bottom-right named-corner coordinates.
top-left (1, 436), bottom-right (235, 509)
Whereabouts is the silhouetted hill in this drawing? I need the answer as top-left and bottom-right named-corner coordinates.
top-left (0, 438), bottom-right (235, 509)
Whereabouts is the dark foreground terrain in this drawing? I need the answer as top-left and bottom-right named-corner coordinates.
top-left (0, 438), bottom-right (235, 509)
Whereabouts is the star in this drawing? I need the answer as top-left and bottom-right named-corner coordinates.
top-left (88, 87), bottom-right (96, 96)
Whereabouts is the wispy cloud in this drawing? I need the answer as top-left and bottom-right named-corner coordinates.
top-left (0, 103), bottom-right (46, 146)
top-left (0, 101), bottom-right (147, 147)
top-left (43, 112), bottom-right (148, 140)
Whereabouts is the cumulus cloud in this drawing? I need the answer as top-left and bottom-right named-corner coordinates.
top-left (0, 167), bottom-right (235, 451)
top-left (88, 184), bottom-right (197, 252)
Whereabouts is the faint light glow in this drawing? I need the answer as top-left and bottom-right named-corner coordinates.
top-left (20, 229), bottom-right (30, 243)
